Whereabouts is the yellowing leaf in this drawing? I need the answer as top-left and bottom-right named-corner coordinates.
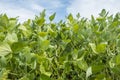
top-left (0, 43), bottom-right (12, 56)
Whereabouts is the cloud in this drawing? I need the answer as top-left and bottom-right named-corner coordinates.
top-left (31, 4), bottom-right (44, 12)
top-left (0, 0), bottom-right (65, 22)
top-left (0, 1), bottom-right (44, 22)
top-left (67, 0), bottom-right (120, 18)
top-left (39, 0), bottom-right (64, 9)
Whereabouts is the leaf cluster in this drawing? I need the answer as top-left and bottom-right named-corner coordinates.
top-left (0, 9), bottom-right (120, 80)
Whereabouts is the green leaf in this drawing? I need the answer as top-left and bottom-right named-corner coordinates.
top-left (0, 43), bottom-right (12, 56)
top-left (89, 42), bottom-right (107, 54)
top-left (49, 13), bottom-right (56, 21)
top-left (68, 14), bottom-right (73, 22)
top-left (89, 43), bottom-right (97, 54)
top-left (95, 74), bottom-right (106, 80)
top-left (116, 39), bottom-right (120, 47)
top-left (62, 39), bottom-right (71, 44)
top-left (4, 32), bottom-right (18, 44)
top-left (48, 28), bottom-right (56, 37)
top-left (40, 9), bottom-right (46, 18)
top-left (19, 76), bottom-right (29, 80)
top-left (0, 56), bottom-right (7, 66)
top-left (76, 59), bottom-right (88, 71)
top-left (76, 13), bottom-right (80, 18)
top-left (96, 17), bottom-right (105, 21)
top-left (36, 18), bottom-right (45, 26)
top-left (40, 74), bottom-right (51, 80)
top-left (0, 69), bottom-right (9, 80)
top-left (99, 9), bottom-right (106, 17)
top-left (91, 15), bottom-right (95, 24)
top-left (115, 54), bottom-right (120, 65)
top-left (96, 42), bottom-right (107, 53)
top-left (31, 59), bottom-right (37, 69)
top-left (40, 63), bottom-right (52, 77)
top-left (18, 25), bottom-right (27, 31)
top-left (73, 24), bottom-right (79, 33)
top-left (11, 41), bottom-right (27, 52)
top-left (86, 67), bottom-right (92, 78)
top-left (0, 14), bottom-right (9, 27)
top-left (39, 32), bottom-right (47, 37)
top-left (92, 65), bottom-right (104, 73)
top-left (40, 40), bottom-right (50, 50)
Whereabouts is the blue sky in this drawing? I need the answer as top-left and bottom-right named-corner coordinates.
top-left (0, 0), bottom-right (120, 22)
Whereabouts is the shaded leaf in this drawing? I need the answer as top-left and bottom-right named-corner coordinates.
top-left (115, 54), bottom-right (120, 65)
top-left (40, 74), bottom-right (51, 80)
top-left (49, 13), bottom-right (56, 21)
top-left (68, 14), bottom-right (73, 22)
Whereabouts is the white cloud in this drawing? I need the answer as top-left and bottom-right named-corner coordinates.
top-left (0, 1), bottom-right (44, 23)
top-left (0, 0), bottom-right (64, 22)
top-left (40, 0), bottom-right (64, 9)
top-left (48, 0), bottom-right (64, 8)
top-left (31, 4), bottom-right (44, 11)
top-left (0, 8), bottom-right (35, 22)
top-left (67, 0), bottom-right (120, 18)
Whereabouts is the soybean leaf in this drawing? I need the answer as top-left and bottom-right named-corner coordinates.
top-left (0, 43), bottom-right (12, 57)
top-left (49, 13), bottom-right (56, 21)
top-left (68, 13), bottom-right (73, 22)
top-left (76, 59), bottom-right (88, 71)
top-left (86, 67), bottom-right (92, 78)
top-left (89, 43), bottom-right (97, 54)
top-left (40, 74), bottom-right (51, 80)
top-left (115, 54), bottom-right (120, 65)
top-left (40, 40), bottom-right (50, 50)
top-left (4, 32), bottom-right (18, 44)
top-left (96, 42), bottom-right (107, 53)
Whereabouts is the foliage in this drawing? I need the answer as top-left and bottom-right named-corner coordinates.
top-left (0, 9), bottom-right (120, 80)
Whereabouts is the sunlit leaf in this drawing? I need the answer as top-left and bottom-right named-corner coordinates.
top-left (0, 69), bottom-right (9, 80)
top-left (4, 32), bottom-right (18, 44)
top-left (89, 43), bottom-right (97, 54)
top-left (96, 42), bottom-right (107, 53)
top-left (18, 25), bottom-right (27, 31)
top-left (40, 40), bottom-right (50, 50)
top-left (39, 32), bottom-right (47, 37)
top-left (86, 67), bottom-right (92, 78)
top-left (0, 43), bottom-right (12, 56)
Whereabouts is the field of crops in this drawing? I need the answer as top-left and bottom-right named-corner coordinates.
top-left (0, 9), bottom-right (120, 80)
